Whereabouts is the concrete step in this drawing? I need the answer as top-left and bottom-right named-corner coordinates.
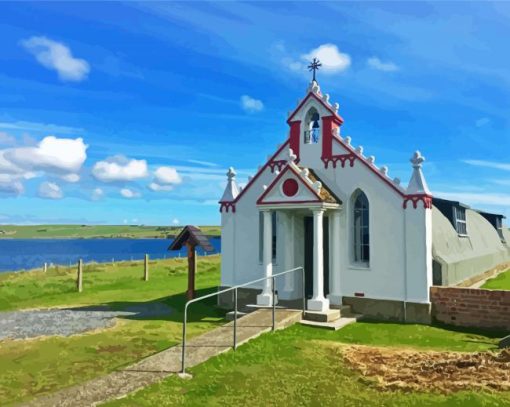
top-left (304, 309), bottom-right (341, 323)
top-left (330, 304), bottom-right (353, 316)
top-left (300, 315), bottom-right (361, 331)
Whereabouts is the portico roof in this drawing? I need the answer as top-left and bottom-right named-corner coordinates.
top-left (256, 161), bottom-right (342, 209)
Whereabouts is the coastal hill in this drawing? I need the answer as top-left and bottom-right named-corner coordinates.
top-left (0, 225), bottom-right (221, 239)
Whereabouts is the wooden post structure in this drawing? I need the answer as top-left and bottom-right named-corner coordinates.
top-left (186, 243), bottom-right (196, 300)
top-left (144, 254), bottom-right (149, 281)
top-left (168, 225), bottom-right (214, 302)
top-left (77, 259), bottom-right (83, 293)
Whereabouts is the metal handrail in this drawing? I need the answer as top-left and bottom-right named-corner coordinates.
top-left (181, 266), bottom-right (305, 374)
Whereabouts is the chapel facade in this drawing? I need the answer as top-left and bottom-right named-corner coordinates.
top-left (219, 80), bottom-right (510, 322)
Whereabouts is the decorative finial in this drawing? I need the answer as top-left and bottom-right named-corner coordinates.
top-left (333, 102), bottom-right (339, 113)
top-left (227, 167), bottom-right (236, 180)
top-left (368, 156), bottom-right (376, 164)
top-left (288, 148), bottom-right (297, 163)
top-left (308, 58), bottom-right (322, 82)
top-left (410, 151), bottom-right (425, 168)
top-left (380, 166), bottom-right (388, 176)
top-left (393, 177), bottom-right (401, 185)
top-left (355, 146), bottom-right (364, 155)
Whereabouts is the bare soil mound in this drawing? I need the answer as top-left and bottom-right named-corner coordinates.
top-left (341, 344), bottom-right (510, 393)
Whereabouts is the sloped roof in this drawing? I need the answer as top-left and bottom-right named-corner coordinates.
top-left (168, 225), bottom-right (214, 252)
top-left (306, 169), bottom-right (342, 204)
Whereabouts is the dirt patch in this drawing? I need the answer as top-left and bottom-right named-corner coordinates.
top-left (341, 344), bottom-right (510, 393)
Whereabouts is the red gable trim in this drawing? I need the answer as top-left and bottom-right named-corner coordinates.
top-left (403, 194), bottom-right (433, 209)
top-left (232, 139), bottom-right (290, 204)
top-left (287, 92), bottom-right (344, 124)
top-left (256, 164), bottom-right (322, 205)
top-left (331, 137), bottom-right (406, 198)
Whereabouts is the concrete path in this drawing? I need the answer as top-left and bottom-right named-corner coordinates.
top-left (21, 308), bottom-right (302, 407)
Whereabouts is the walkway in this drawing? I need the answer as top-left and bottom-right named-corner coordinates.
top-left (21, 308), bottom-right (302, 407)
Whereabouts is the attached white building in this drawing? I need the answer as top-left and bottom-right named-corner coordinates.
top-left (219, 80), bottom-right (510, 323)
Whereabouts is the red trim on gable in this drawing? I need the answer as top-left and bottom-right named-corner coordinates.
top-left (219, 202), bottom-right (236, 213)
top-left (256, 164), bottom-right (322, 205)
top-left (269, 160), bottom-right (287, 173)
top-left (258, 200), bottom-right (323, 205)
top-left (330, 137), bottom-right (406, 198)
top-left (403, 194), bottom-right (433, 209)
top-left (323, 153), bottom-right (356, 169)
top-left (231, 140), bottom-right (290, 205)
top-left (287, 92), bottom-right (344, 124)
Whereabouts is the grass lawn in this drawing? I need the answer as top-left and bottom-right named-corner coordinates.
top-left (482, 269), bottom-right (510, 290)
top-left (104, 322), bottom-right (510, 407)
top-left (0, 224), bottom-right (221, 239)
top-left (0, 255), bottom-right (223, 405)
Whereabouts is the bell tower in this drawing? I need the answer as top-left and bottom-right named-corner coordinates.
top-left (286, 62), bottom-right (343, 167)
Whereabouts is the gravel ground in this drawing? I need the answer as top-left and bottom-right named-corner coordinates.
top-left (0, 302), bottom-right (172, 340)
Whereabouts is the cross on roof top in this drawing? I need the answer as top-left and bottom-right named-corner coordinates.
top-left (308, 58), bottom-right (322, 82)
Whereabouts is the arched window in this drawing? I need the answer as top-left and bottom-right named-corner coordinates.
top-left (353, 191), bottom-right (369, 264)
top-left (304, 107), bottom-right (320, 144)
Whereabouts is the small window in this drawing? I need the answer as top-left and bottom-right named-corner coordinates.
top-left (353, 191), bottom-right (370, 264)
top-left (496, 217), bottom-right (505, 241)
top-left (454, 206), bottom-right (467, 235)
top-left (259, 212), bottom-right (277, 263)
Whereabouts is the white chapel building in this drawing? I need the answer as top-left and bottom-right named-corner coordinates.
top-left (218, 80), bottom-right (510, 323)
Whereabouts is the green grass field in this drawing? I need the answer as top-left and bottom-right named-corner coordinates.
top-left (482, 269), bottom-right (510, 290)
top-left (0, 255), bottom-right (224, 405)
top-left (0, 224), bottom-right (221, 239)
top-left (104, 322), bottom-right (510, 407)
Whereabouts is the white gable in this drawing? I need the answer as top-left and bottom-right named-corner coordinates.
top-left (257, 164), bottom-right (321, 205)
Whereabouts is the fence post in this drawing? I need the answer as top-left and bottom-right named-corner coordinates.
top-left (233, 287), bottom-right (238, 350)
top-left (77, 259), bottom-right (83, 293)
top-left (43, 262), bottom-right (47, 273)
top-left (144, 254), bottom-right (149, 281)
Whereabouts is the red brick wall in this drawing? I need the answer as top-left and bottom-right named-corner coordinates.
top-left (430, 286), bottom-right (510, 331)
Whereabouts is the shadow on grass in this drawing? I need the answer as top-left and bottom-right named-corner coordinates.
top-left (66, 286), bottom-right (228, 324)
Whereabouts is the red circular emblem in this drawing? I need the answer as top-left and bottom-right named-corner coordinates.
top-left (282, 178), bottom-right (299, 197)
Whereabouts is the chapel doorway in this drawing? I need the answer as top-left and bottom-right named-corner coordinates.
top-left (303, 216), bottom-right (330, 299)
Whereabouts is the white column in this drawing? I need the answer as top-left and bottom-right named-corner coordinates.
top-left (328, 210), bottom-right (342, 305)
top-left (281, 211), bottom-right (295, 299)
top-left (307, 209), bottom-right (329, 312)
top-left (257, 209), bottom-right (277, 306)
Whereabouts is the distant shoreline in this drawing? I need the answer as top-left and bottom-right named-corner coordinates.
top-left (0, 225), bottom-right (221, 239)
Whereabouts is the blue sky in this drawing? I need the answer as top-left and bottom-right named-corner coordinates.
top-left (0, 1), bottom-right (509, 226)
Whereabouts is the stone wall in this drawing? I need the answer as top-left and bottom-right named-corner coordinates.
top-left (430, 286), bottom-right (510, 331)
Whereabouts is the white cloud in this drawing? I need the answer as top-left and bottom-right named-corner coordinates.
top-left (91, 188), bottom-right (104, 200)
top-left (367, 57), bottom-right (399, 72)
top-left (38, 181), bottom-right (63, 199)
top-left (92, 156), bottom-right (149, 182)
top-left (463, 159), bottom-right (510, 171)
top-left (0, 120), bottom-right (83, 135)
top-left (0, 132), bottom-right (15, 146)
top-left (172, 218), bottom-right (180, 225)
top-left (154, 166), bottom-right (182, 184)
top-left (120, 188), bottom-right (140, 199)
top-left (187, 159), bottom-right (219, 168)
top-left (60, 173), bottom-right (80, 183)
top-left (302, 44), bottom-right (351, 73)
top-left (0, 174), bottom-right (24, 196)
top-left (21, 36), bottom-right (90, 82)
top-left (148, 182), bottom-right (174, 192)
top-left (4, 136), bottom-right (88, 174)
top-left (240, 95), bottom-right (264, 113)
top-left (475, 117), bottom-right (491, 127)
